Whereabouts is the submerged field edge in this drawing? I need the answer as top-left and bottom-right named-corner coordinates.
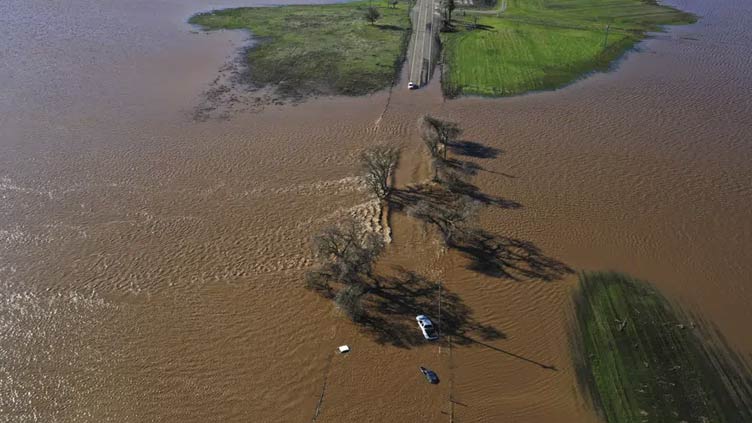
top-left (440, 0), bottom-right (697, 98)
top-left (571, 271), bottom-right (752, 423)
top-left (188, 0), bottom-right (413, 99)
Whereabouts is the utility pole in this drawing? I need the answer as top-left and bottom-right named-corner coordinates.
top-left (438, 279), bottom-right (442, 340)
top-left (448, 334), bottom-right (454, 423)
top-left (603, 24), bottom-right (611, 49)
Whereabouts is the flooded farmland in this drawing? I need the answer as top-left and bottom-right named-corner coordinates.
top-left (1, 0), bottom-right (750, 421)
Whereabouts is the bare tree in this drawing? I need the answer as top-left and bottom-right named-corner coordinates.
top-left (335, 285), bottom-right (366, 321)
top-left (419, 118), bottom-right (442, 160)
top-left (408, 194), bottom-right (479, 244)
top-left (308, 217), bottom-right (385, 321)
top-left (312, 217), bottom-right (385, 285)
top-left (440, 0), bottom-right (456, 29)
top-left (422, 115), bottom-right (462, 161)
top-left (313, 219), bottom-right (359, 262)
top-left (360, 145), bottom-right (400, 201)
top-left (364, 6), bottom-right (381, 25)
top-left (305, 267), bottom-right (332, 294)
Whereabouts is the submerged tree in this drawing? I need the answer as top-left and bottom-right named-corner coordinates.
top-left (408, 194), bottom-right (479, 244)
top-left (364, 6), bottom-right (381, 25)
top-left (420, 115), bottom-right (463, 181)
top-left (420, 119), bottom-right (442, 160)
top-left (360, 145), bottom-right (400, 201)
top-left (312, 217), bottom-right (385, 285)
top-left (335, 284), bottom-right (367, 321)
top-left (308, 217), bottom-right (385, 322)
top-left (422, 115), bottom-right (462, 161)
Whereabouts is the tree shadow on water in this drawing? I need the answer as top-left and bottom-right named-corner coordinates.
top-left (391, 178), bottom-right (522, 212)
top-left (449, 228), bottom-right (573, 282)
top-left (443, 171), bottom-right (523, 209)
top-left (358, 268), bottom-right (505, 348)
top-left (449, 140), bottom-right (502, 159)
top-left (388, 137), bottom-right (570, 283)
top-left (447, 141), bottom-right (516, 178)
top-left (444, 157), bottom-right (484, 177)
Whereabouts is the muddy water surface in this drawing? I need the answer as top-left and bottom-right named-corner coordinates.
top-left (1, 0), bottom-right (751, 421)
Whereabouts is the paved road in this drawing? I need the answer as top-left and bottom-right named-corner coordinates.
top-left (408, 0), bottom-right (436, 87)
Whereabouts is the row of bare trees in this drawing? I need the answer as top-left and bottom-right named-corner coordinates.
top-left (306, 145), bottom-right (400, 320)
top-left (410, 115), bottom-right (480, 243)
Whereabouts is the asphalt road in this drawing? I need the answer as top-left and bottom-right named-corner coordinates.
top-left (408, 0), bottom-right (437, 87)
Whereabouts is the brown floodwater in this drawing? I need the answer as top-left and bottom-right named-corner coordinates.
top-left (1, 0), bottom-right (750, 421)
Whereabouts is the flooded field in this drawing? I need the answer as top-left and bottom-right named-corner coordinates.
top-left (1, 0), bottom-right (750, 421)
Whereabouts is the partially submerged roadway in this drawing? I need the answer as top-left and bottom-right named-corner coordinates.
top-left (408, 0), bottom-right (437, 88)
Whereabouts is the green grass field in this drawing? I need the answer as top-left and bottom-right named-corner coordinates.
top-left (442, 0), bottom-right (696, 96)
top-left (573, 272), bottom-right (752, 423)
top-left (189, 1), bottom-right (411, 97)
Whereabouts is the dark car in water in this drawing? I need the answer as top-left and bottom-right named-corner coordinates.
top-left (419, 366), bottom-right (439, 384)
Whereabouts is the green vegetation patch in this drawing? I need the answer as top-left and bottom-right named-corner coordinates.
top-left (573, 271), bottom-right (752, 423)
top-left (442, 0), bottom-right (696, 97)
top-left (189, 1), bottom-right (411, 97)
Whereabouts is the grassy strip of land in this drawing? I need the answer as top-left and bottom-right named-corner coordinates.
top-left (441, 0), bottom-right (696, 97)
top-left (573, 271), bottom-right (752, 423)
top-left (189, 1), bottom-right (411, 97)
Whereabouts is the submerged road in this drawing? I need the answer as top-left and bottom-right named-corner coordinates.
top-left (408, 0), bottom-right (437, 87)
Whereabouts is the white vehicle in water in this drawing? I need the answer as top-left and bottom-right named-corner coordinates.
top-left (408, 81), bottom-right (418, 90)
top-left (416, 315), bottom-right (438, 340)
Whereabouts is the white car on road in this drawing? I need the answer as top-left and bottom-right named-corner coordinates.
top-left (408, 81), bottom-right (418, 90)
top-left (416, 315), bottom-right (439, 340)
